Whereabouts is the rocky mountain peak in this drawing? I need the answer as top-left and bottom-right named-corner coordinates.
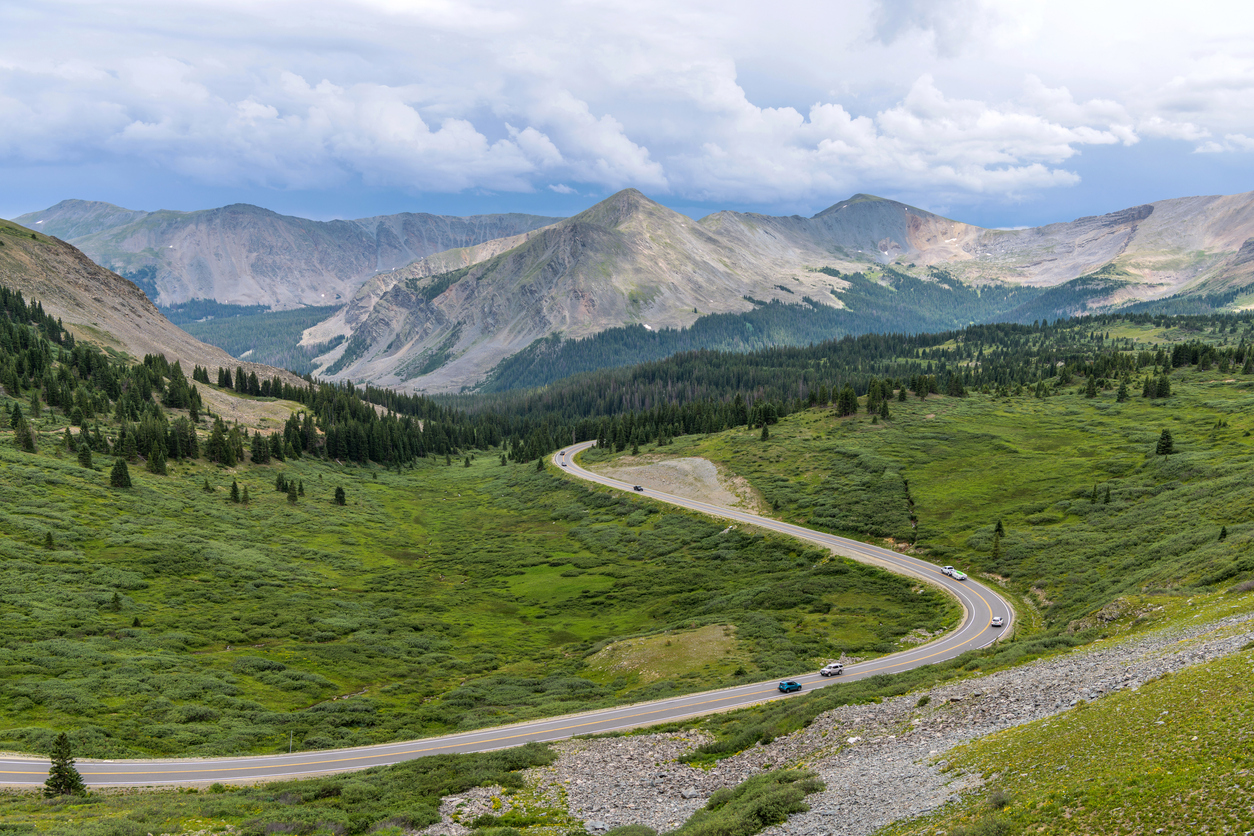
top-left (570, 188), bottom-right (673, 230)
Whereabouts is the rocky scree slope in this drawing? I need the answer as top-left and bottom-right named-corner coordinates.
top-left (15, 199), bottom-right (560, 309)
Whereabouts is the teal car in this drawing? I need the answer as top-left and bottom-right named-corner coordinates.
top-left (778, 680), bottom-right (802, 693)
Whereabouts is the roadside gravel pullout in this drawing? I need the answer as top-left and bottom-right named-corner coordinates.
top-left (592, 456), bottom-right (763, 513)
top-left (417, 609), bottom-right (1254, 835)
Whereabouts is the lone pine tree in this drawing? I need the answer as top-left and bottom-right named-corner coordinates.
top-left (43, 733), bottom-right (86, 797)
top-left (1156, 429), bottom-right (1175, 456)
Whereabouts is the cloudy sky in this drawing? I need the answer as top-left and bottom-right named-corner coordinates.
top-left (2, 0), bottom-right (1253, 227)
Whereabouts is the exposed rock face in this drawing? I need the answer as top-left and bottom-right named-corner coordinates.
top-left (0, 218), bottom-right (302, 384)
top-left (14, 200), bottom-right (560, 309)
top-left (308, 189), bottom-right (850, 391)
top-left (308, 188), bottom-right (1254, 393)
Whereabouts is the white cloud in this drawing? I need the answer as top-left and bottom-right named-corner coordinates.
top-left (1195, 133), bottom-right (1254, 154)
top-left (2, 0), bottom-right (1254, 211)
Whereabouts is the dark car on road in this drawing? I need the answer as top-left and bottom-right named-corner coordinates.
top-left (778, 680), bottom-right (802, 693)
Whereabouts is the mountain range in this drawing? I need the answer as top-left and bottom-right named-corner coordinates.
top-left (301, 188), bottom-right (1254, 392)
top-left (13, 188), bottom-right (1254, 393)
top-left (14, 201), bottom-right (559, 309)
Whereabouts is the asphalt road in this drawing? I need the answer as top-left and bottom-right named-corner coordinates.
top-left (0, 442), bottom-right (1012, 788)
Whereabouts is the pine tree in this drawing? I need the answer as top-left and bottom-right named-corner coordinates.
top-left (230, 479), bottom-right (240, 503)
top-left (879, 399), bottom-right (890, 420)
top-left (836, 385), bottom-right (858, 417)
top-left (242, 486), bottom-right (250, 504)
top-left (1116, 380), bottom-right (1129, 402)
top-left (287, 482), bottom-right (298, 503)
top-left (297, 479), bottom-right (305, 496)
top-left (44, 531), bottom-right (54, 549)
top-left (1156, 429), bottom-right (1174, 456)
top-left (77, 442), bottom-right (92, 469)
top-left (334, 486), bottom-right (346, 506)
top-left (107, 592), bottom-right (122, 612)
top-left (120, 429), bottom-right (138, 463)
top-left (1104, 486), bottom-right (1111, 504)
top-left (203, 476), bottom-right (213, 493)
top-left (146, 439), bottom-right (167, 475)
top-left (43, 733), bottom-right (86, 798)
top-left (535, 457), bottom-right (544, 472)
top-left (110, 458), bottom-right (132, 488)
top-left (12, 417), bottom-right (36, 452)
top-left (760, 424), bottom-right (770, 441)
top-left (499, 453), bottom-right (507, 466)
top-left (1084, 375), bottom-right (1098, 398)
top-left (1219, 525), bottom-right (1228, 541)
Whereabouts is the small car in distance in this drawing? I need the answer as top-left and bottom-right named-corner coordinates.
top-left (941, 566), bottom-right (955, 576)
top-left (991, 616), bottom-right (1004, 628)
top-left (778, 680), bottom-right (802, 693)
top-left (819, 662), bottom-right (844, 677)
top-left (632, 485), bottom-right (644, 492)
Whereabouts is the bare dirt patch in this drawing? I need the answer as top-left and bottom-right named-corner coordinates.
top-left (198, 389), bottom-right (300, 433)
top-left (591, 455), bottom-right (766, 512)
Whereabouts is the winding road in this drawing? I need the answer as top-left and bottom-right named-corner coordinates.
top-left (0, 441), bottom-right (1012, 788)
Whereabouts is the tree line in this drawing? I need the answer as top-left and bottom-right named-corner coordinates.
top-left (4, 279), bottom-right (1253, 471)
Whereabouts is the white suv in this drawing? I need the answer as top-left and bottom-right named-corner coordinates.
top-left (819, 662), bottom-right (844, 676)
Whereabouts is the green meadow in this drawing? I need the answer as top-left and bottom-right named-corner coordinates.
top-left (632, 362), bottom-right (1254, 630)
top-left (0, 415), bottom-right (952, 758)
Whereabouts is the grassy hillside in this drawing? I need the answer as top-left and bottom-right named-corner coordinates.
top-left (0, 424), bottom-right (954, 758)
top-left (619, 356), bottom-right (1254, 630)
